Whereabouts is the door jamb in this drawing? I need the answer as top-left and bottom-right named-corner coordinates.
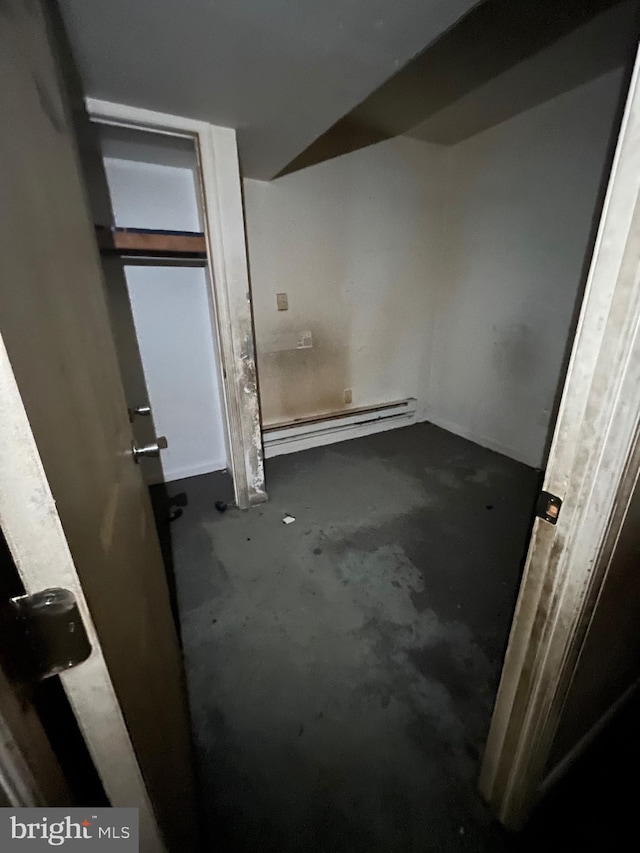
top-left (86, 98), bottom-right (266, 510)
top-left (480, 44), bottom-right (640, 827)
top-left (0, 664), bottom-right (71, 807)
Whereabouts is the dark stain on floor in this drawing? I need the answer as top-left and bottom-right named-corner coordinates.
top-left (169, 422), bottom-right (542, 851)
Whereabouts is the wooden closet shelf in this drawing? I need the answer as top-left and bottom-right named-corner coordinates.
top-left (95, 226), bottom-right (207, 258)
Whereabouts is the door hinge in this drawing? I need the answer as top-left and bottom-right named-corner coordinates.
top-left (0, 589), bottom-right (92, 684)
top-left (536, 491), bottom-right (562, 525)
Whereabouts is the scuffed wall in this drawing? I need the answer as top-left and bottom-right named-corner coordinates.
top-left (427, 69), bottom-right (624, 467)
top-left (244, 70), bottom-right (623, 465)
top-left (244, 136), bottom-right (447, 425)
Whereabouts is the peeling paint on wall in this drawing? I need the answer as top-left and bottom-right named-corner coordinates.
top-left (237, 325), bottom-right (266, 502)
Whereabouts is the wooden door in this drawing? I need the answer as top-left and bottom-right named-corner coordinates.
top-left (74, 116), bottom-right (164, 485)
top-left (0, 2), bottom-right (197, 849)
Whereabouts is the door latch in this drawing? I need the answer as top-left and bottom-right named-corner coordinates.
top-left (0, 589), bottom-right (92, 684)
top-left (132, 436), bottom-right (168, 462)
top-left (536, 491), bottom-right (562, 525)
top-left (128, 404), bottom-right (152, 422)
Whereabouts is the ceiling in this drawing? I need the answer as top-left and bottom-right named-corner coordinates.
top-left (58, 0), bottom-right (482, 180)
top-left (280, 0), bottom-right (637, 176)
top-left (408, 0), bottom-right (637, 145)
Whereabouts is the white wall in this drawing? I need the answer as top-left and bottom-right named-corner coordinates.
top-left (244, 136), bottom-right (447, 425)
top-left (103, 158), bottom-right (200, 230)
top-left (427, 69), bottom-right (624, 467)
top-left (244, 69), bottom-right (624, 468)
top-left (103, 155), bottom-right (228, 481)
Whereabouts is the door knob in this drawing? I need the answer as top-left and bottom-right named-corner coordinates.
top-left (128, 404), bottom-right (152, 421)
top-left (1, 589), bottom-right (92, 683)
top-left (132, 436), bottom-right (168, 462)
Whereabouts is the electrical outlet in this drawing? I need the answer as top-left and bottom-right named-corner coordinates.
top-left (344, 389), bottom-right (353, 405)
top-left (276, 292), bottom-right (288, 311)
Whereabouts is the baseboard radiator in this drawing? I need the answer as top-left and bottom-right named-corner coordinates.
top-left (262, 398), bottom-right (417, 459)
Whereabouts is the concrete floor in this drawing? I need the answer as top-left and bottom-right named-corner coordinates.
top-left (168, 422), bottom-right (540, 852)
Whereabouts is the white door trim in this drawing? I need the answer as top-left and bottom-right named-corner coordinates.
top-left (85, 98), bottom-right (266, 509)
top-left (0, 337), bottom-right (164, 849)
top-left (480, 46), bottom-right (640, 827)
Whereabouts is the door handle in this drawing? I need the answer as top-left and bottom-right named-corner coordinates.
top-left (128, 404), bottom-right (152, 421)
top-left (0, 589), bottom-right (92, 683)
top-left (132, 436), bottom-right (168, 462)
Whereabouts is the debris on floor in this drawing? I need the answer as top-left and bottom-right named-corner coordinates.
top-left (282, 514), bottom-right (296, 524)
top-left (172, 426), bottom-right (540, 851)
top-left (168, 491), bottom-right (188, 523)
top-left (214, 500), bottom-right (228, 513)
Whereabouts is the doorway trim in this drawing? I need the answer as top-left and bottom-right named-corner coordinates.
top-left (0, 662), bottom-right (72, 807)
top-left (480, 45), bottom-right (640, 827)
top-left (86, 98), bottom-right (266, 510)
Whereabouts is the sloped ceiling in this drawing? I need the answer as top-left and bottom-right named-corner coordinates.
top-left (58, 0), bottom-right (482, 180)
top-left (408, 0), bottom-right (638, 146)
top-left (280, 0), bottom-right (637, 176)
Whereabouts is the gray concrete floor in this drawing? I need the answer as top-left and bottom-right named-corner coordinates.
top-left (168, 423), bottom-right (540, 852)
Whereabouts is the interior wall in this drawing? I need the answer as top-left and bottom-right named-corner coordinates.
top-left (244, 136), bottom-right (447, 426)
top-left (103, 155), bottom-right (228, 481)
top-left (244, 69), bottom-right (624, 467)
top-left (427, 69), bottom-right (624, 468)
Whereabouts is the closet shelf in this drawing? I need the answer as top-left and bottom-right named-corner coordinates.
top-left (95, 226), bottom-right (207, 259)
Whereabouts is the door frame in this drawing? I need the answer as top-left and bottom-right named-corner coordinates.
top-left (0, 663), bottom-right (72, 808)
top-left (86, 98), bottom-right (266, 510)
top-left (480, 44), bottom-right (640, 827)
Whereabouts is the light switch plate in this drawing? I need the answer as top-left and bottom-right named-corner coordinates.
top-left (276, 292), bottom-right (288, 311)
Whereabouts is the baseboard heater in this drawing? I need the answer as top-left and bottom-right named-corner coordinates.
top-left (262, 398), bottom-right (417, 459)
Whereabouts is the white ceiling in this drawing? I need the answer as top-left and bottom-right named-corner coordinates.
top-left (58, 0), bottom-right (481, 179)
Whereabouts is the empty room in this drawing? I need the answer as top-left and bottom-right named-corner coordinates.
top-left (3, 0), bottom-right (640, 851)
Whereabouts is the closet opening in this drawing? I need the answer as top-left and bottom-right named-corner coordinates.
top-left (84, 122), bottom-right (233, 614)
